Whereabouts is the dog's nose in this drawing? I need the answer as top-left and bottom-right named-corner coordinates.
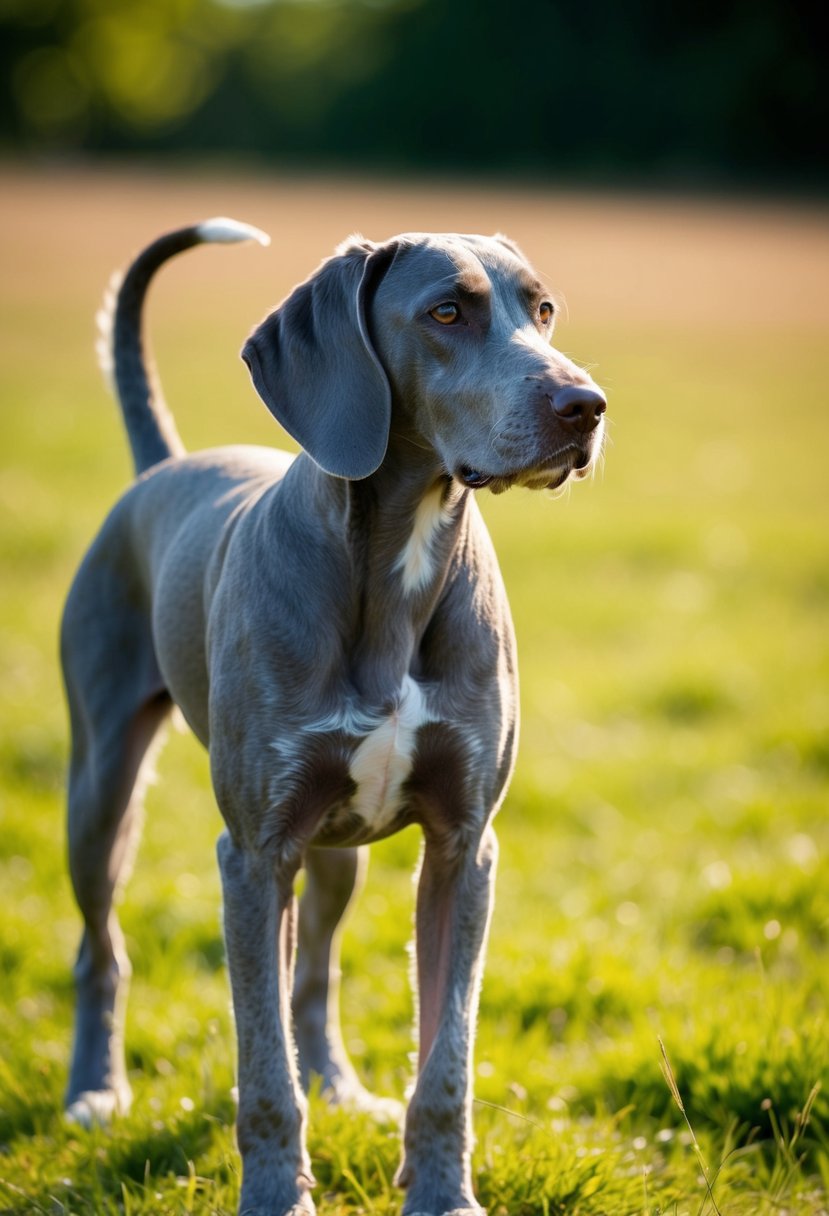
top-left (552, 385), bottom-right (607, 434)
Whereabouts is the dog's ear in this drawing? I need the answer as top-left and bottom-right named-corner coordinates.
top-left (242, 239), bottom-right (396, 480)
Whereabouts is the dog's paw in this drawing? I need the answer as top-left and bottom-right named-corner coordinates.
top-left (405, 1210), bottom-right (485, 1216)
top-left (64, 1086), bottom-right (130, 1128)
top-left (324, 1078), bottom-right (404, 1125)
top-left (238, 1189), bottom-right (317, 1216)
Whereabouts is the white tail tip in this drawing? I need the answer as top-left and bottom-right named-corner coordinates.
top-left (197, 217), bottom-right (271, 247)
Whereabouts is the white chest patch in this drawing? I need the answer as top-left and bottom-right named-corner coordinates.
top-left (395, 486), bottom-right (452, 594)
top-left (348, 676), bottom-right (430, 829)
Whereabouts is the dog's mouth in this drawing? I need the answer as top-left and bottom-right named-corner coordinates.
top-left (457, 443), bottom-right (597, 495)
top-left (458, 466), bottom-right (495, 489)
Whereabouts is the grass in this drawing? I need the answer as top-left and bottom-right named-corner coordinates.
top-left (0, 163), bottom-right (827, 1214)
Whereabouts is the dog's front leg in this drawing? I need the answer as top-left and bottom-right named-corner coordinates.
top-left (398, 824), bottom-right (498, 1216)
top-left (218, 831), bottom-right (315, 1216)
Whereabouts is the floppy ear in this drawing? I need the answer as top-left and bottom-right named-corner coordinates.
top-left (242, 239), bottom-right (396, 479)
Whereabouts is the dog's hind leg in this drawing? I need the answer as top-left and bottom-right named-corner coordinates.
top-left (292, 846), bottom-right (364, 1097)
top-left (292, 846), bottom-right (403, 1122)
top-left (61, 567), bottom-right (172, 1126)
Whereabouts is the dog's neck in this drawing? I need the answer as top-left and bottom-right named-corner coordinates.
top-left (329, 438), bottom-right (470, 703)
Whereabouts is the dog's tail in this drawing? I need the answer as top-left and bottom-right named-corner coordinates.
top-left (96, 217), bottom-right (270, 476)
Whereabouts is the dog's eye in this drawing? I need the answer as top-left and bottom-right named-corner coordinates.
top-left (539, 301), bottom-right (555, 324)
top-left (430, 302), bottom-right (460, 325)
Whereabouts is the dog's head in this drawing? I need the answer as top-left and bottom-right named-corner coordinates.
top-left (243, 232), bottom-right (605, 491)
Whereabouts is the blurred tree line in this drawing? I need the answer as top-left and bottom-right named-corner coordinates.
top-left (1, 0), bottom-right (825, 186)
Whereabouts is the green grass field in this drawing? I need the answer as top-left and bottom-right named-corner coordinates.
top-left (1, 165), bottom-right (827, 1215)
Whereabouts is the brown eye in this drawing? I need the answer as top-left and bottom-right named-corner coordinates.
top-left (430, 302), bottom-right (460, 325)
top-left (539, 301), bottom-right (555, 324)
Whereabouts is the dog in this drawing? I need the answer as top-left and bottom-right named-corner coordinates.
top-left (61, 217), bottom-right (606, 1216)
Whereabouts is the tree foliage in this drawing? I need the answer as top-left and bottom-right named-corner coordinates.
top-left (1, 0), bottom-right (825, 185)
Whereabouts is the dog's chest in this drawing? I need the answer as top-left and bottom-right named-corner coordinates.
top-left (346, 676), bottom-right (429, 831)
top-left (270, 676), bottom-right (476, 846)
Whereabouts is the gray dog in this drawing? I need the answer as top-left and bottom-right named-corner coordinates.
top-left (61, 217), bottom-right (606, 1216)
